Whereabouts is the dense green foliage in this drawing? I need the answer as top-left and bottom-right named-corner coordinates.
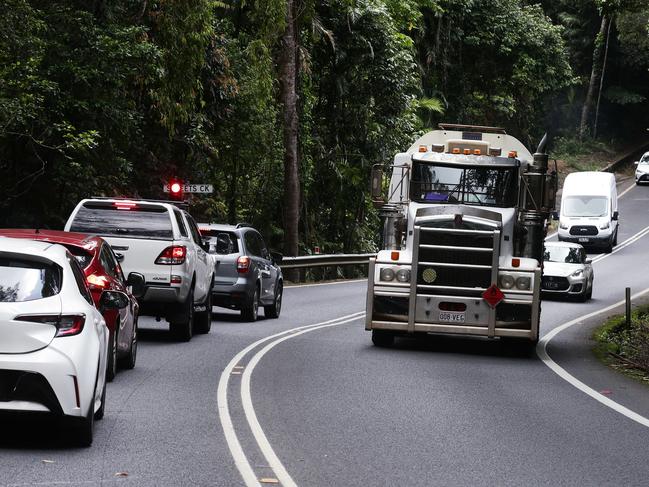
top-left (1, 0), bottom-right (648, 253)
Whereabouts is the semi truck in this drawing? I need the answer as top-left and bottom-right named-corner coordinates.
top-left (366, 124), bottom-right (556, 347)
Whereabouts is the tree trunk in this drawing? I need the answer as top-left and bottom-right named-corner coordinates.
top-left (594, 16), bottom-right (613, 139)
top-left (579, 15), bottom-right (609, 140)
top-left (279, 0), bottom-right (300, 257)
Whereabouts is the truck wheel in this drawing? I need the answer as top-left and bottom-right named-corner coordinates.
top-left (241, 285), bottom-right (259, 322)
top-left (106, 327), bottom-right (118, 382)
top-left (170, 288), bottom-right (194, 342)
top-left (264, 282), bottom-right (282, 319)
top-left (371, 330), bottom-right (395, 347)
top-left (194, 290), bottom-right (212, 334)
top-left (119, 315), bottom-right (137, 370)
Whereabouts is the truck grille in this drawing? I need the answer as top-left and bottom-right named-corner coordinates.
top-left (569, 225), bottom-right (598, 236)
top-left (416, 226), bottom-right (497, 292)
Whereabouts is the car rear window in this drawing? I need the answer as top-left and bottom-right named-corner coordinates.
top-left (69, 202), bottom-right (173, 239)
top-left (0, 257), bottom-right (62, 302)
top-left (200, 230), bottom-right (240, 254)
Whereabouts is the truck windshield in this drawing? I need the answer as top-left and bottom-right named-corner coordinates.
top-left (562, 196), bottom-right (608, 217)
top-left (410, 162), bottom-right (518, 207)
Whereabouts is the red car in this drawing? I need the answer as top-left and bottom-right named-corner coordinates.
top-left (0, 229), bottom-right (142, 381)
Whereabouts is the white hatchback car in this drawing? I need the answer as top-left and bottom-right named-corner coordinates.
top-left (541, 241), bottom-right (594, 301)
top-left (635, 151), bottom-right (649, 185)
top-left (0, 238), bottom-right (125, 446)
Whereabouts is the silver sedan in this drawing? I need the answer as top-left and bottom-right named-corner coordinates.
top-left (542, 241), bottom-right (594, 301)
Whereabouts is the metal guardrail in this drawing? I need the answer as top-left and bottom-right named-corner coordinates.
top-left (280, 253), bottom-right (375, 270)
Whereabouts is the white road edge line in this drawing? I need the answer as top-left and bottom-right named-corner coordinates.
top-left (241, 313), bottom-right (365, 487)
top-left (537, 287), bottom-right (649, 428)
top-left (217, 311), bottom-right (365, 487)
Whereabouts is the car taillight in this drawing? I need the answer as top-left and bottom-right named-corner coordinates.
top-left (15, 314), bottom-right (86, 337)
top-left (237, 256), bottom-right (251, 273)
top-left (87, 273), bottom-right (108, 289)
top-left (155, 245), bottom-right (186, 265)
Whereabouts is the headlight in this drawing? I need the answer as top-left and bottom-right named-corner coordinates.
top-left (380, 268), bottom-right (395, 281)
top-left (396, 269), bottom-right (411, 283)
top-left (571, 269), bottom-right (584, 277)
top-left (516, 276), bottom-right (531, 290)
top-left (499, 274), bottom-right (515, 289)
top-left (599, 221), bottom-right (610, 230)
top-left (559, 221), bottom-right (568, 230)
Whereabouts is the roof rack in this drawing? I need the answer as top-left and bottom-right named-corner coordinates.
top-left (235, 222), bottom-right (252, 228)
top-left (438, 123), bottom-right (507, 135)
top-left (88, 196), bottom-right (189, 210)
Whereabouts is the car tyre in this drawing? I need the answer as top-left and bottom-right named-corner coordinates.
top-left (586, 279), bottom-right (593, 300)
top-left (194, 289), bottom-right (212, 334)
top-left (241, 285), bottom-right (259, 322)
top-left (106, 327), bottom-right (118, 382)
top-left (170, 287), bottom-right (194, 342)
top-left (119, 315), bottom-right (137, 370)
top-left (371, 330), bottom-right (395, 347)
top-left (264, 282), bottom-right (282, 319)
top-left (613, 229), bottom-right (618, 246)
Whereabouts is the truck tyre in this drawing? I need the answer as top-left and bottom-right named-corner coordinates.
top-left (194, 290), bottom-right (212, 334)
top-left (372, 330), bottom-right (395, 347)
top-left (241, 285), bottom-right (259, 322)
top-left (106, 326), bottom-right (118, 382)
top-left (170, 288), bottom-right (194, 342)
top-left (119, 315), bottom-right (137, 370)
top-left (264, 282), bottom-right (282, 319)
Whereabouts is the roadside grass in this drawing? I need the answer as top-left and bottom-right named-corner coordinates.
top-left (552, 136), bottom-right (618, 173)
top-left (593, 304), bottom-right (649, 386)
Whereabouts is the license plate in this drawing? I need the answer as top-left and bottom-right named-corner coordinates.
top-left (439, 311), bottom-right (465, 323)
top-left (578, 237), bottom-right (589, 243)
top-left (545, 282), bottom-right (559, 290)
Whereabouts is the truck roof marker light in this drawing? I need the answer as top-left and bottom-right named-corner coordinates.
top-left (431, 144), bottom-right (444, 153)
top-left (489, 147), bottom-right (502, 156)
top-left (508, 150), bottom-right (518, 158)
top-left (473, 149), bottom-right (481, 155)
top-left (391, 251), bottom-right (400, 261)
top-left (512, 258), bottom-right (520, 268)
top-left (463, 149), bottom-right (471, 155)
top-left (452, 148), bottom-right (461, 154)
top-left (418, 145), bottom-right (428, 153)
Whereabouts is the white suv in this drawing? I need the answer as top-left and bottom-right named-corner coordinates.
top-left (65, 199), bottom-right (214, 341)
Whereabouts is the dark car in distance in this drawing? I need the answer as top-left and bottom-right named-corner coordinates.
top-left (0, 229), bottom-right (143, 381)
top-left (198, 223), bottom-right (283, 321)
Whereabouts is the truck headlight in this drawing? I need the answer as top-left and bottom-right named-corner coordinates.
top-left (516, 276), bottom-right (531, 290)
top-left (396, 269), bottom-right (411, 283)
top-left (599, 221), bottom-right (610, 230)
top-left (571, 269), bottom-right (584, 277)
top-left (380, 268), bottom-right (395, 281)
top-left (559, 221), bottom-right (568, 230)
top-left (499, 274), bottom-right (515, 289)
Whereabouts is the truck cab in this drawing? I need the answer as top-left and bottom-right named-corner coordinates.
top-left (366, 124), bottom-right (556, 347)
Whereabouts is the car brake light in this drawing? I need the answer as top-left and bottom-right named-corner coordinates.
top-left (114, 201), bottom-right (137, 211)
top-left (15, 314), bottom-right (86, 337)
top-left (87, 273), bottom-right (109, 289)
top-left (237, 256), bottom-right (251, 273)
top-left (156, 245), bottom-right (186, 265)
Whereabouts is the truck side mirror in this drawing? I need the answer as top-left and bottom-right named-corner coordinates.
top-left (612, 211), bottom-right (619, 221)
top-left (371, 165), bottom-right (385, 207)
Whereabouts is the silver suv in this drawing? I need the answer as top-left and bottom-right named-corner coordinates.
top-left (198, 223), bottom-right (283, 321)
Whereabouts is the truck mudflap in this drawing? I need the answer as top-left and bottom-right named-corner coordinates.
top-left (365, 224), bottom-right (541, 341)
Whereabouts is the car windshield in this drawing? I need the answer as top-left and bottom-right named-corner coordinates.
top-left (0, 257), bottom-right (62, 302)
top-left (544, 246), bottom-right (584, 264)
top-left (70, 204), bottom-right (173, 239)
top-left (562, 196), bottom-right (608, 217)
top-left (410, 162), bottom-right (518, 207)
top-left (641, 153), bottom-right (649, 163)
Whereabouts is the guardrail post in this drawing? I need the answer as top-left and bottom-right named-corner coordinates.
top-left (626, 287), bottom-right (631, 327)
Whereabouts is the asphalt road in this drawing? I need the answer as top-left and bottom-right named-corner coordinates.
top-left (2, 180), bottom-right (649, 486)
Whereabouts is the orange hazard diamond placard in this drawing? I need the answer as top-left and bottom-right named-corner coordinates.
top-left (482, 284), bottom-right (504, 308)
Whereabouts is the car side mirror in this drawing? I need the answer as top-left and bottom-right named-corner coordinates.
top-left (612, 211), bottom-right (619, 221)
top-left (634, 161), bottom-right (639, 166)
top-left (215, 233), bottom-right (233, 255)
top-left (127, 272), bottom-right (146, 298)
top-left (585, 259), bottom-right (592, 264)
top-left (99, 290), bottom-right (129, 310)
top-left (270, 251), bottom-right (283, 264)
top-left (551, 211), bottom-right (559, 221)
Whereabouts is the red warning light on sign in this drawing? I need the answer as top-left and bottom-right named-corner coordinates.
top-left (482, 284), bottom-right (504, 308)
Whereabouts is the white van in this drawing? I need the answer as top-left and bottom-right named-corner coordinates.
top-left (558, 171), bottom-right (618, 253)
